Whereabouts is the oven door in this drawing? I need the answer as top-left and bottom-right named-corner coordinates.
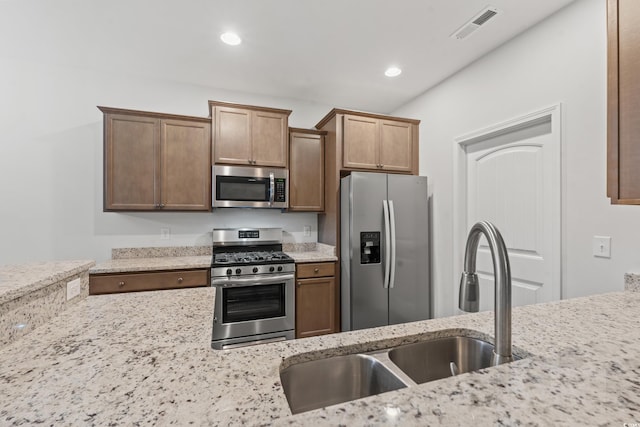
top-left (211, 273), bottom-right (295, 343)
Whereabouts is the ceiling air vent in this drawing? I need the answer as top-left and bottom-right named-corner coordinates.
top-left (450, 6), bottom-right (501, 40)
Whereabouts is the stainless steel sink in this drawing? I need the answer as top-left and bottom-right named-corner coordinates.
top-left (388, 336), bottom-right (507, 384)
top-left (280, 334), bottom-right (523, 414)
top-left (280, 354), bottom-right (408, 414)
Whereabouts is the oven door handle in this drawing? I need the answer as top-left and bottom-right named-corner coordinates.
top-left (211, 273), bottom-right (294, 287)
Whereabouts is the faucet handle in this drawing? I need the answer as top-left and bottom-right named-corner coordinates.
top-left (459, 272), bottom-right (480, 312)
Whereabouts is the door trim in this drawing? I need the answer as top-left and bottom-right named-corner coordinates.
top-left (452, 103), bottom-right (563, 314)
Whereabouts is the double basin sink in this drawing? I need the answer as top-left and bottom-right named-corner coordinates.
top-left (280, 335), bottom-right (521, 414)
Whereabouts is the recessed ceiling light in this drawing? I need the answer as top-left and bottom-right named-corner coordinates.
top-left (220, 32), bottom-right (242, 46)
top-left (385, 67), bottom-right (402, 77)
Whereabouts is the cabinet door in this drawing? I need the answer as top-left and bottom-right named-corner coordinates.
top-left (379, 120), bottom-right (413, 173)
top-left (295, 276), bottom-right (336, 338)
top-left (289, 132), bottom-right (324, 211)
top-left (160, 119), bottom-right (211, 210)
top-left (214, 106), bottom-right (252, 165)
top-left (608, 0), bottom-right (640, 203)
top-left (252, 110), bottom-right (288, 167)
top-left (342, 115), bottom-right (379, 170)
top-left (104, 114), bottom-right (159, 210)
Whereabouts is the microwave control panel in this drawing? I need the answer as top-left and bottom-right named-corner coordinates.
top-left (274, 178), bottom-right (286, 202)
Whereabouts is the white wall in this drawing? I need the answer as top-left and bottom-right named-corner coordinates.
top-left (393, 0), bottom-right (640, 318)
top-left (0, 57), bottom-right (333, 264)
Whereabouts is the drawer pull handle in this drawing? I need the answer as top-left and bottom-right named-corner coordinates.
top-left (178, 277), bottom-right (183, 283)
top-left (314, 268), bottom-right (320, 273)
top-left (118, 281), bottom-right (125, 287)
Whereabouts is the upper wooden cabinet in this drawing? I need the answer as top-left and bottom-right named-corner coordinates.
top-left (289, 128), bottom-right (326, 212)
top-left (607, 0), bottom-right (640, 204)
top-left (210, 101), bottom-right (292, 168)
top-left (99, 107), bottom-right (211, 211)
top-left (318, 109), bottom-right (419, 175)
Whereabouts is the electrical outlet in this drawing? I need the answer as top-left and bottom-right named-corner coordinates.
top-left (160, 228), bottom-right (171, 240)
top-left (592, 236), bottom-right (611, 258)
top-left (66, 278), bottom-right (81, 301)
top-left (303, 226), bottom-right (311, 237)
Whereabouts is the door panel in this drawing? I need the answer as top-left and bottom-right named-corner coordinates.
top-left (341, 173), bottom-right (389, 330)
top-left (379, 120), bottom-right (413, 172)
top-left (343, 115), bottom-right (378, 170)
top-left (160, 119), bottom-right (211, 210)
top-left (214, 107), bottom-right (251, 165)
top-left (106, 114), bottom-right (158, 210)
top-left (387, 175), bottom-right (430, 324)
top-left (466, 119), bottom-right (560, 311)
top-left (252, 111), bottom-right (287, 167)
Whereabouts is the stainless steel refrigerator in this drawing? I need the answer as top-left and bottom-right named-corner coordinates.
top-left (341, 172), bottom-right (430, 331)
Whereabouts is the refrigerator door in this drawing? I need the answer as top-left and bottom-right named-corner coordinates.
top-left (387, 174), bottom-right (430, 324)
top-left (341, 172), bottom-right (390, 331)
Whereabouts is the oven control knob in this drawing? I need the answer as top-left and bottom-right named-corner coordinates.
top-left (252, 267), bottom-right (259, 273)
top-left (269, 266), bottom-right (275, 272)
top-left (277, 266), bottom-right (283, 272)
top-left (235, 268), bottom-right (241, 275)
top-left (226, 269), bottom-right (232, 276)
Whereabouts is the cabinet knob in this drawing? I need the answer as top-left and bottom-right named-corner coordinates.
top-left (314, 268), bottom-right (320, 273)
top-left (160, 204), bottom-right (165, 208)
top-left (248, 159), bottom-right (252, 164)
top-left (178, 277), bottom-right (183, 283)
top-left (118, 281), bottom-right (125, 287)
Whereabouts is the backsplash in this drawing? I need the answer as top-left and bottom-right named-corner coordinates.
top-left (624, 273), bottom-right (640, 292)
top-left (112, 246), bottom-right (212, 259)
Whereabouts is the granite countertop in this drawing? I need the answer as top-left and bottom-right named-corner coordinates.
top-left (89, 256), bottom-right (213, 274)
top-left (1, 286), bottom-right (639, 425)
top-left (90, 244), bottom-right (337, 274)
top-left (0, 260), bottom-right (95, 304)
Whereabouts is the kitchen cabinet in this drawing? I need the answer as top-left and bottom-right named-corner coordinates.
top-left (89, 269), bottom-right (209, 295)
top-left (295, 262), bottom-right (337, 338)
top-left (210, 101), bottom-right (292, 168)
top-left (607, 0), bottom-right (640, 204)
top-left (288, 128), bottom-right (326, 212)
top-left (100, 107), bottom-right (211, 211)
top-left (343, 115), bottom-right (415, 173)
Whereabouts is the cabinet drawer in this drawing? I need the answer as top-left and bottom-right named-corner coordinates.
top-left (296, 262), bottom-right (335, 279)
top-left (90, 269), bottom-right (208, 295)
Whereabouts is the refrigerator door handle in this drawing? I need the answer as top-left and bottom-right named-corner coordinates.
top-left (389, 200), bottom-right (397, 288)
top-left (383, 200), bottom-right (391, 289)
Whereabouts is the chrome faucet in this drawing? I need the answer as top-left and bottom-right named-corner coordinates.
top-left (459, 221), bottom-right (513, 365)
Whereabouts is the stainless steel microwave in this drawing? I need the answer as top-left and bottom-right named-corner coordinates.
top-left (212, 165), bottom-right (288, 209)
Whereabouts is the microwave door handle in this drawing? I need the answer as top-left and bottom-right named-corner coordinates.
top-left (269, 173), bottom-right (275, 207)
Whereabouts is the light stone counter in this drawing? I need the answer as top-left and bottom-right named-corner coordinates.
top-left (1, 286), bottom-right (639, 425)
top-left (89, 256), bottom-right (212, 274)
top-left (0, 260), bottom-right (95, 348)
top-left (90, 243), bottom-right (337, 274)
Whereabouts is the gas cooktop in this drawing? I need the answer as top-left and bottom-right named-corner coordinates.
top-left (212, 250), bottom-right (294, 267)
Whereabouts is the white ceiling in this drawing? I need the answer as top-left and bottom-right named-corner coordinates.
top-left (0, 0), bottom-right (576, 113)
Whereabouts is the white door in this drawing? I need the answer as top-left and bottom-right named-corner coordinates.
top-left (464, 115), bottom-right (561, 311)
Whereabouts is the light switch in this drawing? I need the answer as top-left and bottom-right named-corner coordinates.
top-left (592, 236), bottom-right (611, 258)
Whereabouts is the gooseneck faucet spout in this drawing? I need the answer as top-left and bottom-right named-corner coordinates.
top-left (459, 221), bottom-right (513, 365)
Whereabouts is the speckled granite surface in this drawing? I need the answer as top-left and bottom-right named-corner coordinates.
top-left (0, 261), bottom-right (94, 348)
top-left (285, 243), bottom-right (337, 263)
top-left (93, 243), bottom-right (337, 274)
top-left (90, 256), bottom-right (213, 274)
top-left (112, 245), bottom-right (212, 259)
top-left (0, 288), bottom-right (639, 425)
top-left (625, 273), bottom-right (640, 292)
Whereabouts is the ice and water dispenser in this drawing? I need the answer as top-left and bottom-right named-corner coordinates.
top-left (360, 232), bottom-right (381, 264)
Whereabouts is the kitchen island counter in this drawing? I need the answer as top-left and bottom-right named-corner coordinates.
top-left (1, 286), bottom-right (638, 426)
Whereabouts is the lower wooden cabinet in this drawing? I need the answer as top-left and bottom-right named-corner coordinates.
top-left (295, 262), bottom-right (337, 338)
top-left (89, 269), bottom-right (209, 295)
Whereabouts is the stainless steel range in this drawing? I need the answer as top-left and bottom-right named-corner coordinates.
top-left (211, 228), bottom-right (295, 350)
